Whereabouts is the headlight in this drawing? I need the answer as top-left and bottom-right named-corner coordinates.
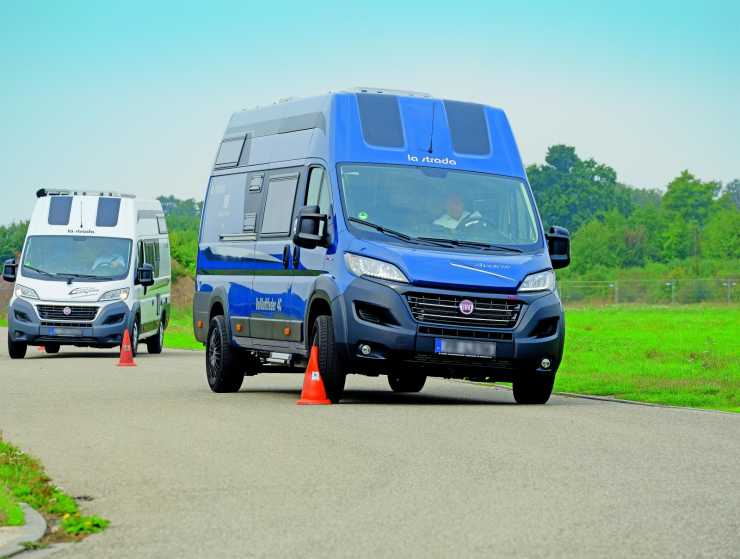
top-left (14, 285), bottom-right (39, 299)
top-left (99, 288), bottom-right (130, 301)
top-left (518, 270), bottom-right (555, 292)
top-left (344, 253), bottom-right (408, 283)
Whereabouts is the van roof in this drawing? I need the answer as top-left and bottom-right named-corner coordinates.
top-left (214, 88), bottom-right (526, 180)
top-left (26, 193), bottom-right (164, 239)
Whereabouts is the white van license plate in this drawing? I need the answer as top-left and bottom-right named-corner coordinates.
top-left (48, 327), bottom-right (82, 337)
top-left (434, 338), bottom-right (496, 358)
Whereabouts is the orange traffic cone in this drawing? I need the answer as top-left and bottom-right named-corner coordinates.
top-left (297, 346), bottom-right (331, 405)
top-left (117, 328), bottom-right (136, 367)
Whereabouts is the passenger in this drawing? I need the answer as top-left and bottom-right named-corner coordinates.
top-left (433, 193), bottom-right (481, 230)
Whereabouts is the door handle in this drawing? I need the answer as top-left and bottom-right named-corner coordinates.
top-left (292, 246), bottom-right (300, 269)
top-left (282, 245), bottom-right (291, 269)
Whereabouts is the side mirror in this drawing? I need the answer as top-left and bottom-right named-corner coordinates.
top-left (292, 205), bottom-right (327, 249)
top-left (545, 226), bottom-right (571, 269)
top-left (2, 258), bottom-right (17, 283)
top-left (136, 263), bottom-right (155, 287)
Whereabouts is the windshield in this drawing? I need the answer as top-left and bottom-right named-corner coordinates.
top-left (22, 236), bottom-right (132, 281)
top-left (338, 164), bottom-right (540, 248)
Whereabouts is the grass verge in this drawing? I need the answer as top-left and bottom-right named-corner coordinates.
top-left (0, 484), bottom-right (24, 526)
top-left (0, 434), bottom-right (109, 540)
top-left (555, 305), bottom-right (740, 412)
top-left (166, 307), bottom-right (202, 350)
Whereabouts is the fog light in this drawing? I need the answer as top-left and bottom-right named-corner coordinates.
top-left (541, 358), bottom-right (551, 369)
top-left (360, 344), bottom-right (372, 356)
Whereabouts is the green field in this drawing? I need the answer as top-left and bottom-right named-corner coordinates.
top-left (555, 306), bottom-right (739, 412)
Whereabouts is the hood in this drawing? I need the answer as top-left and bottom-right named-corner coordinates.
top-left (13, 275), bottom-right (129, 303)
top-left (348, 239), bottom-right (551, 293)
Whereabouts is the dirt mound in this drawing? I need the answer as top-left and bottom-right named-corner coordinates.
top-left (171, 275), bottom-right (194, 310)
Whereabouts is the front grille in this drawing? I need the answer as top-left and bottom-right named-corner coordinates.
top-left (406, 293), bottom-right (521, 328)
top-left (36, 305), bottom-right (98, 322)
top-left (418, 326), bottom-right (513, 341)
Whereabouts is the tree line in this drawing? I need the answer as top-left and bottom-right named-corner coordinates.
top-left (2, 148), bottom-right (738, 282)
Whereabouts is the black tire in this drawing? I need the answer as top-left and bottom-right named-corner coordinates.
top-left (312, 315), bottom-right (346, 403)
top-left (8, 336), bottom-right (27, 359)
top-left (388, 372), bottom-right (426, 393)
top-left (130, 318), bottom-right (140, 358)
top-left (205, 315), bottom-right (243, 393)
top-left (44, 343), bottom-right (60, 354)
top-left (146, 318), bottom-right (164, 354)
top-left (513, 372), bottom-right (555, 404)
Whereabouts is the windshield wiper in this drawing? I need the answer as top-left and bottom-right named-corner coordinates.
top-left (60, 273), bottom-right (110, 280)
top-left (347, 217), bottom-right (419, 244)
top-left (23, 265), bottom-right (60, 278)
top-left (417, 237), bottom-right (523, 253)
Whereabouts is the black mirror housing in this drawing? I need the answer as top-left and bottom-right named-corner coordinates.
top-left (2, 258), bottom-right (17, 283)
top-left (293, 205), bottom-right (327, 249)
top-left (546, 226), bottom-right (571, 269)
top-left (136, 263), bottom-right (155, 287)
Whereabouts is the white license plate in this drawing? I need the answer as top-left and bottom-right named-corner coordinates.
top-left (434, 338), bottom-right (496, 358)
top-left (49, 327), bottom-right (82, 337)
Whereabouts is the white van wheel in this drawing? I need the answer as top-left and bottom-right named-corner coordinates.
top-left (146, 318), bottom-right (164, 354)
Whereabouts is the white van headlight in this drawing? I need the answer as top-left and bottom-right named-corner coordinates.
top-left (518, 270), bottom-right (555, 292)
top-left (345, 253), bottom-right (408, 283)
top-left (99, 288), bottom-right (130, 301)
top-left (14, 285), bottom-right (39, 300)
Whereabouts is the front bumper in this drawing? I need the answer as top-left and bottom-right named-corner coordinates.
top-left (8, 298), bottom-right (131, 347)
top-left (332, 278), bottom-right (565, 380)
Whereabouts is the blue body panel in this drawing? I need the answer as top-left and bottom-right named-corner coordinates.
top-left (194, 90), bottom-right (563, 378)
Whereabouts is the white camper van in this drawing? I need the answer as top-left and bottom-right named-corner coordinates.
top-left (2, 189), bottom-right (171, 359)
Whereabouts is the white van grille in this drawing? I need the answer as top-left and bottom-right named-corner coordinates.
top-left (36, 305), bottom-right (99, 322)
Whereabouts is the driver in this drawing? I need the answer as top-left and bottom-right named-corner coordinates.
top-left (92, 253), bottom-right (126, 272)
top-left (433, 193), bottom-right (481, 230)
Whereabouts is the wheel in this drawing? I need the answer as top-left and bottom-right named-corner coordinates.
top-left (44, 343), bottom-right (60, 354)
top-left (388, 372), bottom-right (426, 393)
top-left (513, 371), bottom-right (555, 404)
top-left (146, 318), bottom-right (164, 354)
top-left (205, 315), bottom-right (243, 393)
top-left (130, 318), bottom-right (140, 358)
top-left (312, 315), bottom-right (346, 403)
top-left (7, 335), bottom-right (27, 359)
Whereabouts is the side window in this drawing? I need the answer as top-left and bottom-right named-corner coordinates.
top-left (260, 173), bottom-right (299, 236)
top-left (201, 174), bottom-right (248, 242)
top-left (160, 240), bottom-right (171, 277)
top-left (305, 167), bottom-right (331, 216)
top-left (142, 241), bottom-right (161, 277)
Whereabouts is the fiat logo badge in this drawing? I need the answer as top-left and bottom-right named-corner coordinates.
top-left (63, 306), bottom-right (72, 316)
top-left (459, 299), bottom-right (474, 315)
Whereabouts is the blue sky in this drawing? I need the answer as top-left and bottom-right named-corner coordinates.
top-left (1, 0), bottom-right (738, 225)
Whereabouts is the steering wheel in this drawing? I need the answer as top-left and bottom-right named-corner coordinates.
top-left (456, 214), bottom-right (491, 234)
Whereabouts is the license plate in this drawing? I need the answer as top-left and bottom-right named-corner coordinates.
top-left (434, 338), bottom-right (496, 358)
top-left (48, 327), bottom-right (82, 337)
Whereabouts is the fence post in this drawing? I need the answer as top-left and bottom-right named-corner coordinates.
top-left (614, 281), bottom-right (619, 304)
top-left (671, 280), bottom-right (676, 304)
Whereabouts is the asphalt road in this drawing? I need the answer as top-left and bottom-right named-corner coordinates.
top-left (1, 329), bottom-right (739, 558)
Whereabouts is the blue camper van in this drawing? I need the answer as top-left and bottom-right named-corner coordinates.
top-left (194, 88), bottom-right (571, 403)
